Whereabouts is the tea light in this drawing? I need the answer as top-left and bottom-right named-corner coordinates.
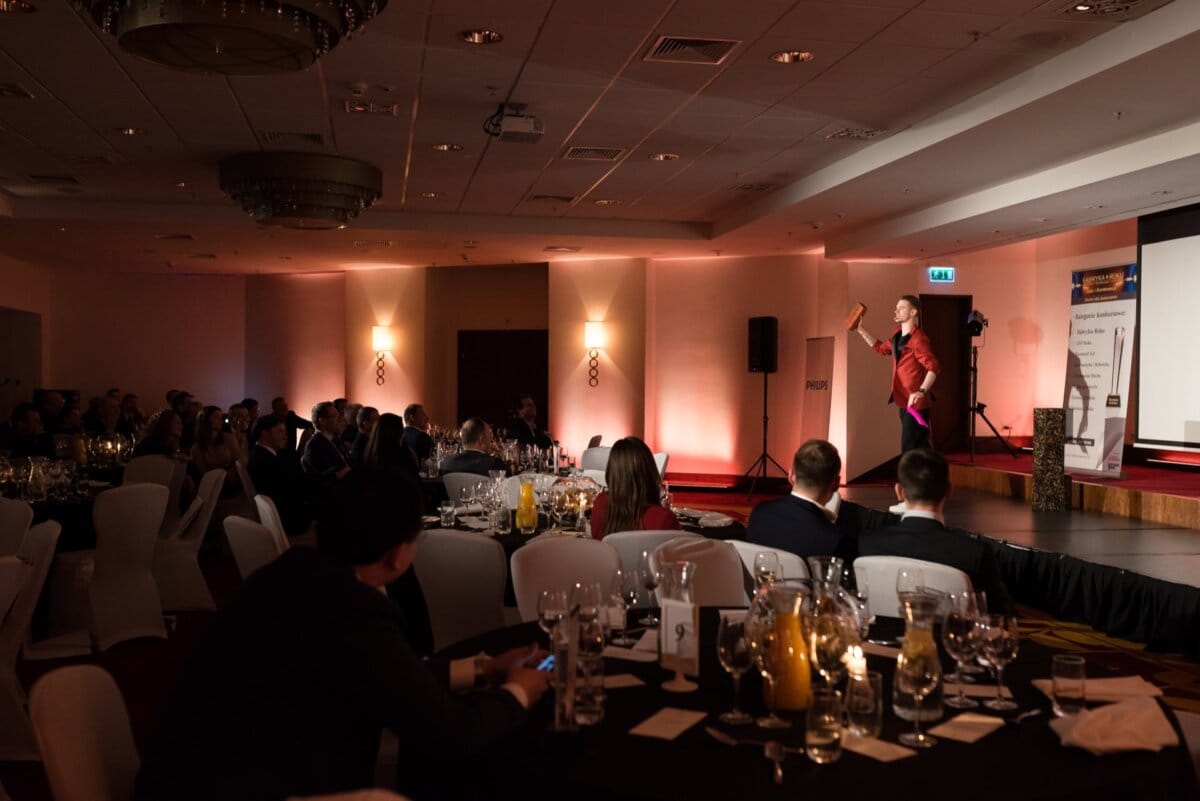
top-left (844, 644), bottom-right (867, 678)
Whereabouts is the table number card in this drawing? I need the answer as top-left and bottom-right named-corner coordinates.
top-left (659, 599), bottom-right (699, 677)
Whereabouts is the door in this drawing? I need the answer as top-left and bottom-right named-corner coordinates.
top-left (919, 295), bottom-right (971, 453)
top-left (0, 306), bottom-right (42, 423)
top-left (457, 329), bottom-right (549, 435)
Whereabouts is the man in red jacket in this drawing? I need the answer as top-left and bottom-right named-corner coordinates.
top-left (855, 295), bottom-right (940, 453)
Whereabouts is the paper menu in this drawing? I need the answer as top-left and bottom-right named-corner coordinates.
top-left (629, 707), bottom-right (707, 740)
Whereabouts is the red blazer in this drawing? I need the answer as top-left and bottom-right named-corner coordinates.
top-left (589, 492), bottom-right (681, 540)
top-left (872, 326), bottom-right (940, 410)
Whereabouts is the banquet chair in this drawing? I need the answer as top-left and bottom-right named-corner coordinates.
top-left (122, 455), bottom-right (185, 538)
top-left (234, 459), bottom-right (261, 520)
top-left (853, 556), bottom-right (973, 619)
top-left (725, 541), bottom-right (810, 581)
top-left (510, 537), bottom-right (621, 621)
top-left (442, 472), bottom-right (487, 504)
top-left (225, 516), bottom-right (286, 579)
top-left (653, 452), bottom-right (669, 477)
top-left (602, 529), bottom-right (701, 574)
top-left (255, 494), bottom-right (299, 553)
top-left (91, 484), bottom-right (170, 650)
top-left (17, 523), bottom-right (91, 663)
top-left (649, 536), bottom-right (748, 607)
top-left (580, 446), bottom-right (611, 472)
top-left (0, 497), bottom-right (33, 556)
top-left (30, 665), bottom-right (139, 801)
top-left (414, 529), bottom-right (507, 650)
top-left (0, 552), bottom-right (34, 760)
top-left (153, 468), bottom-right (223, 611)
top-left (582, 469), bottom-right (607, 488)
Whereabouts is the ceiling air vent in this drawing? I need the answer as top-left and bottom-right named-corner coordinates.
top-left (735, 183), bottom-right (775, 193)
top-left (258, 131), bottom-right (325, 147)
top-left (24, 174), bottom-right (78, 185)
top-left (343, 99), bottom-right (401, 116)
top-left (825, 127), bottom-right (889, 141)
top-left (563, 146), bottom-right (625, 161)
top-left (645, 35), bottom-right (739, 65)
top-left (1059, 0), bottom-right (1170, 20)
top-left (528, 194), bottom-right (575, 204)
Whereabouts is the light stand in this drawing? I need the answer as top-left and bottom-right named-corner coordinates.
top-left (968, 340), bottom-right (1018, 462)
top-left (741, 371), bottom-right (788, 498)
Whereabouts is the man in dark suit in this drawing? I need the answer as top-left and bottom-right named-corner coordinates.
top-left (747, 439), bottom-right (848, 561)
top-left (439, 417), bottom-right (507, 477)
top-left (402, 402), bottom-right (435, 464)
top-left (508, 393), bottom-right (553, 449)
top-left (271, 395), bottom-right (314, 454)
top-left (302, 401), bottom-right (352, 480)
top-left (134, 471), bottom-right (550, 801)
top-left (350, 405), bottom-right (379, 466)
top-left (859, 448), bottom-right (1013, 613)
top-left (247, 414), bottom-right (312, 536)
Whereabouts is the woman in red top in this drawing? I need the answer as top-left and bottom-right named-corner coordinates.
top-left (590, 437), bottom-right (680, 539)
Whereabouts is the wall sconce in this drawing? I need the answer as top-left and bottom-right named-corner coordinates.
top-left (372, 325), bottom-right (396, 385)
top-left (584, 321), bottom-right (605, 388)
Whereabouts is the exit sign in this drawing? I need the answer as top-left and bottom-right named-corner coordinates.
top-left (928, 266), bottom-right (956, 283)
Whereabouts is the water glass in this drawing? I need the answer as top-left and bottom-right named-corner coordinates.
top-left (438, 501), bottom-right (456, 527)
top-left (981, 614), bottom-right (1020, 712)
top-left (1052, 654), bottom-right (1087, 717)
top-left (942, 593), bottom-right (981, 709)
top-left (575, 651), bottom-right (605, 726)
top-left (636, 550), bottom-right (660, 626)
top-left (537, 589), bottom-right (568, 637)
top-left (805, 689), bottom-right (843, 764)
top-left (488, 505), bottom-right (511, 534)
top-left (572, 581), bottom-right (603, 624)
top-left (895, 568), bottom-right (925, 613)
top-left (846, 671), bottom-right (883, 738)
top-left (716, 612), bottom-right (753, 725)
top-left (753, 551), bottom-right (781, 587)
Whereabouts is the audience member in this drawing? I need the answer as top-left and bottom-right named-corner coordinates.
top-left (192, 405), bottom-right (243, 493)
top-left (341, 402), bottom-right (363, 446)
top-left (178, 396), bottom-right (203, 451)
top-left (228, 403), bottom-right (251, 456)
top-left (302, 401), bottom-right (351, 479)
top-left (402, 403), bottom-right (435, 463)
top-left (241, 397), bottom-right (260, 423)
top-left (7, 402), bottom-right (54, 458)
top-left (80, 396), bottom-right (104, 434)
top-left (508, 394), bottom-right (552, 449)
top-left (37, 390), bottom-right (66, 434)
top-left (84, 396), bottom-right (121, 437)
top-left (746, 439), bottom-right (848, 561)
top-left (134, 470), bottom-right (548, 801)
top-left (362, 412), bottom-right (419, 479)
top-left (247, 414), bottom-right (312, 536)
top-left (133, 409), bottom-right (184, 457)
top-left (350, 406), bottom-right (379, 465)
top-left (589, 436), bottom-right (680, 539)
top-left (272, 396), bottom-right (313, 453)
top-left (439, 418), bottom-right (507, 476)
top-left (859, 448), bottom-right (1013, 613)
top-left (117, 393), bottom-right (145, 439)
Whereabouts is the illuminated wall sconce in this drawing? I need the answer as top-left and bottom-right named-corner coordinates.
top-left (584, 321), bottom-right (605, 388)
top-left (372, 325), bottom-right (396, 385)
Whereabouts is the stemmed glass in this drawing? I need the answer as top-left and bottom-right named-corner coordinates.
top-left (747, 617), bottom-right (789, 730)
top-left (609, 569), bottom-right (638, 647)
top-left (961, 590), bottom-right (989, 676)
top-left (716, 613), bottom-right (753, 725)
top-left (896, 644), bottom-right (941, 748)
top-left (981, 614), bottom-right (1020, 711)
top-left (636, 550), bottom-right (660, 626)
top-left (753, 551), bottom-right (781, 588)
top-left (895, 567), bottom-right (925, 613)
top-left (572, 581), bottom-right (603, 624)
top-left (809, 612), bottom-right (849, 689)
top-left (942, 593), bottom-right (981, 709)
top-left (537, 589), bottom-right (568, 638)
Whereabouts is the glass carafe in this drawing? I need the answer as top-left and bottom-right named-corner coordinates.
top-left (893, 593), bottom-right (944, 722)
top-left (750, 580), bottom-right (812, 713)
top-left (516, 476), bottom-right (538, 535)
top-left (24, 457), bottom-right (49, 502)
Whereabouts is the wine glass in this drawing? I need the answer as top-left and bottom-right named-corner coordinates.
top-left (747, 616), bottom-right (789, 730)
top-left (981, 614), bottom-right (1020, 711)
top-left (809, 612), bottom-right (849, 689)
top-left (942, 593), bottom-right (980, 709)
top-left (572, 581), bottom-right (603, 624)
top-left (896, 645), bottom-right (940, 748)
top-left (609, 569), bottom-right (637, 647)
top-left (753, 551), bottom-right (781, 588)
top-left (637, 550), bottom-right (660, 626)
top-left (961, 590), bottom-right (989, 676)
top-left (716, 613), bottom-right (753, 725)
top-left (537, 589), bottom-right (568, 637)
top-left (895, 567), bottom-right (925, 614)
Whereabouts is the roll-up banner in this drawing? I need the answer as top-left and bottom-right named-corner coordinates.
top-left (1063, 264), bottom-right (1138, 476)
top-left (801, 336), bottom-right (835, 442)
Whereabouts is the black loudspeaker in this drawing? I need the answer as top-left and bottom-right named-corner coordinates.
top-left (748, 316), bottom-right (778, 374)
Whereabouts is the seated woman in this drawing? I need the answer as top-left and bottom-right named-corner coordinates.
top-left (590, 436), bottom-right (680, 539)
top-left (133, 408), bottom-right (183, 458)
top-left (192, 405), bottom-right (243, 496)
top-left (361, 412), bottom-right (420, 480)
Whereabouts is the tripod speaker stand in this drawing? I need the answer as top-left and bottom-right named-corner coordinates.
top-left (742, 316), bottom-right (787, 497)
top-left (968, 344), bottom-right (1018, 462)
top-left (742, 370), bottom-right (789, 497)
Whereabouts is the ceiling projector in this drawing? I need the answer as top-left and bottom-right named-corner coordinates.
top-left (484, 104), bottom-right (544, 144)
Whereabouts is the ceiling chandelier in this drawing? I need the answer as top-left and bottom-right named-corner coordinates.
top-left (78, 0), bottom-right (387, 75)
top-left (219, 152), bottom-right (382, 230)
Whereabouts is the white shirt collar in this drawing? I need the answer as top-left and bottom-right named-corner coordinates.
top-left (901, 508), bottom-right (944, 525)
top-left (257, 443), bottom-right (277, 456)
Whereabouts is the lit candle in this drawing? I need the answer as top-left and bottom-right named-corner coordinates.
top-left (844, 644), bottom-right (867, 678)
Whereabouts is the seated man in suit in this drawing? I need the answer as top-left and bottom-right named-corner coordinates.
top-left (859, 448), bottom-right (1013, 613)
top-left (508, 393), bottom-right (553, 449)
top-left (350, 405), bottom-right (379, 466)
top-left (134, 470), bottom-right (550, 801)
top-left (747, 439), bottom-right (847, 561)
top-left (247, 414), bottom-right (312, 536)
top-left (271, 395), bottom-right (314, 454)
top-left (302, 401), bottom-right (352, 480)
top-left (439, 417), bottom-right (507, 477)
top-left (402, 402), bottom-right (435, 464)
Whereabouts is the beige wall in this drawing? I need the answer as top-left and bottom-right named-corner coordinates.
top-left (548, 258), bottom-right (646, 457)
top-left (344, 268), bottom-right (426, 415)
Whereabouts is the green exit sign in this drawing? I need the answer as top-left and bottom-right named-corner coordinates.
top-left (928, 266), bottom-right (956, 283)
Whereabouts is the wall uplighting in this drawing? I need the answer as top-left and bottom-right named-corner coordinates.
top-left (584, 321), bottom-right (605, 387)
top-left (372, 325), bottom-right (396, 385)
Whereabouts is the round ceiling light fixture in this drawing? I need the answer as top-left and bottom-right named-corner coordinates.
top-left (460, 29), bottom-right (503, 44)
top-left (219, 152), bottom-right (382, 230)
top-left (648, 152), bottom-right (679, 161)
top-left (78, 0), bottom-right (388, 75)
top-left (432, 143), bottom-right (463, 152)
top-left (770, 49), bottom-right (814, 64)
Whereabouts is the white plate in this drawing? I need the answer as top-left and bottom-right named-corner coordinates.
top-left (698, 512), bottom-right (734, 528)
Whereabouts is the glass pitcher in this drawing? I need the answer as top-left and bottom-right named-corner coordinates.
top-left (748, 580), bottom-right (812, 717)
top-left (893, 593), bottom-right (944, 723)
top-left (516, 475), bottom-right (538, 535)
top-left (24, 457), bottom-right (49, 502)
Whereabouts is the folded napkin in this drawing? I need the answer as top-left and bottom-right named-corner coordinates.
top-left (1049, 697), bottom-right (1179, 755)
top-left (698, 512), bottom-right (734, 528)
top-left (1032, 675), bottom-right (1162, 703)
top-left (456, 503), bottom-right (484, 515)
top-left (459, 517), bottom-right (492, 531)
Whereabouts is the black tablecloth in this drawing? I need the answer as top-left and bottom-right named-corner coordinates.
top-left (428, 611), bottom-right (1199, 801)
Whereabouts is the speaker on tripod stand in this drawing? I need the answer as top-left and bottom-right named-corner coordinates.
top-left (966, 310), bottom-right (1018, 461)
top-left (742, 317), bottom-right (788, 496)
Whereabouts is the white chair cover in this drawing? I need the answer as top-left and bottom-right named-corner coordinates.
top-left (653, 452), bottom-right (669, 477)
top-left (602, 529), bottom-right (701, 574)
top-left (649, 536), bottom-right (748, 607)
top-left (510, 537), bottom-right (621, 622)
top-left (853, 555), bottom-right (974, 619)
top-left (290, 792), bottom-right (410, 801)
top-left (414, 530), bottom-right (507, 650)
top-left (153, 469), bottom-right (223, 611)
top-left (17, 523), bottom-right (90, 664)
top-left (122, 455), bottom-right (185, 537)
top-left (30, 665), bottom-right (139, 801)
top-left (581, 469), bottom-right (607, 488)
top-left (91, 484), bottom-right (169, 650)
top-left (225, 516), bottom-right (285, 579)
top-left (580, 446), bottom-right (611, 472)
top-left (236, 458), bottom-right (258, 500)
top-left (501, 473), bottom-right (557, 509)
top-left (0, 498), bottom-right (33, 556)
top-left (254, 494), bottom-right (294, 554)
top-left (726, 541), bottom-right (810, 581)
top-left (442, 472), bottom-right (487, 504)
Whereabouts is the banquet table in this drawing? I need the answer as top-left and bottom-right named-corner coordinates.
top-left (431, 610), bottom-right (1199, 801)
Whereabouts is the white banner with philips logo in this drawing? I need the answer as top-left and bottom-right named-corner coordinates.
top-left (801, 337), bottom-right (835, 442)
